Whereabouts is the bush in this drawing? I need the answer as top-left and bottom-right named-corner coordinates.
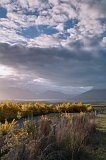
top-left (0, 101), bottom-right (94, 122)
top-left (0, 119), bottom-right (16, 136)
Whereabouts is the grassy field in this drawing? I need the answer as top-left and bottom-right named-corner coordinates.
top-left (83, 114), bottom-right (106, 160)
top-left (94, 114), bottom-right (106, 160)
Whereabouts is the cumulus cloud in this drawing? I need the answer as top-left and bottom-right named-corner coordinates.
top-left (0, 0), bottom-right (106, 93)
top-left (28, 35), bottom-right (61, 47)
top-left (0, 0), bottom-right (105, 47)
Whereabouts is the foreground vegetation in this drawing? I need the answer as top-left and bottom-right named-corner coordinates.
top-left (0, 113), bottom-right (96, 160)
top-left (0, 101), bottom-right (93, 121)
top-left (88, 114), bottom-right (106, 160)
top-left (0, 113), bottom-right (105, 160)
top-left (0, 101), bottom-right (105, 159)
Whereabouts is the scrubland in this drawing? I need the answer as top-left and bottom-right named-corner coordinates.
top-left (0, 101), bottom-right (93, 121)
top-left (0, 101), bottom-right (105, 160)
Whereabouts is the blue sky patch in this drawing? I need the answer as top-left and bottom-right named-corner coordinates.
top-left (64, 19), bottom-right (78, 30)
top-left (39, 25), bottom-right (58, 35)
top-left (58, 32), bottom-right (70, 40)
top-left (17, 26), bottom-right (39, 38)
top-left (0, 7), bottom-right (7, 18)
top-left (99, 17), bottom-right (106, 25)
top-left (17, 25), bottom-right (59, 38)
top-left (24, 9), bottom-right (39, 16)
top-left (101, 31), bottom-right (106, 37)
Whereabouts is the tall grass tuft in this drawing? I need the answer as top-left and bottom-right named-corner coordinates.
top-left (0, 113), bottom-right (96, 160)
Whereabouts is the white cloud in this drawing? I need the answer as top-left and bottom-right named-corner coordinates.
top-left (0, 64), bottom-right (16, 77)
top-left (33, 78), bottom-right (48, 83)
top-left (55, 23), bottom-right (64, 31)
top-left (28, 35), bottom-right (61, 48)
top-left (52, 13), bottom-right (68, 23)
top-left (0, 27), bottom-right (27, 44)
top-left (15, 0), bottom-right (41, 9)
top-left (0, 0), bottom-right (105, 48)
top-left (0, 0), bottom-right (10, 5)
top-left (78, 19), bottom-right (103, 38)
top-left (79, 3), bottom-right (100, 20)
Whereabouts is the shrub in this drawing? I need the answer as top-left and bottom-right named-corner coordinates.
top-left (0, 101), bottom-right (94, 122)
top-left (0, 119), bottom-right (16, 136)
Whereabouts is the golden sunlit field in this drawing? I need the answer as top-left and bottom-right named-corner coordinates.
top-left (0, 101), bottom-right (93, 122)
top-left (0, 101), bottom-right (105, 160)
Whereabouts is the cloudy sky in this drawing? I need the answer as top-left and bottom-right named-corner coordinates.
top-left (0, 0), bottom-right (106, 95)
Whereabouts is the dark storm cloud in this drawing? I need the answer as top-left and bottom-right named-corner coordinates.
top-left (0, 41), bottom-right (106, 88)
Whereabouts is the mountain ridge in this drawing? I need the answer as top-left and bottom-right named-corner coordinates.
top-left (0, 87), bottom-right (72, 100)
top-left (72, 89), bottom-right (106, 103)
top-left (35, 90), bottom-right (73, 99)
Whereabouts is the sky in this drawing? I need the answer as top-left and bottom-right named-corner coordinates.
top-left (0, 0), bottom-right (106, 95)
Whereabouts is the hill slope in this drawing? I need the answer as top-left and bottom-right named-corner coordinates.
top-left (0, 88), bottom-right (72, 101)
top-left (35, 90), bottom-right (72, 100)
top-left (73, 89), bottom-right (106, 103)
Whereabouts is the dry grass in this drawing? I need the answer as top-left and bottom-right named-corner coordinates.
top-left (0, 113), bottom-right (96, 160)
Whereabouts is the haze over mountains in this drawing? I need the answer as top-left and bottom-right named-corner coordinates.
top-left (0, 87), bottom-right (106, 103)
top-left (72, 89), bottom-right (106, 103)
top-left (0, 87), bottom-right (72, 100)
top-left (0, 87), bottom-right (36, 100)
top-left (35, 90), bottom-right (72, 100)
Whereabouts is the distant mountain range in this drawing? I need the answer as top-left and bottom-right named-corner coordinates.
top-left (35, 90), bottom-right (72, 100)
top-left (0, 87), bottom-right (106, 103)
top-left (0, 87), bottom-right (72, 101)
top-left (72, 89), bottom-right (106, 103)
